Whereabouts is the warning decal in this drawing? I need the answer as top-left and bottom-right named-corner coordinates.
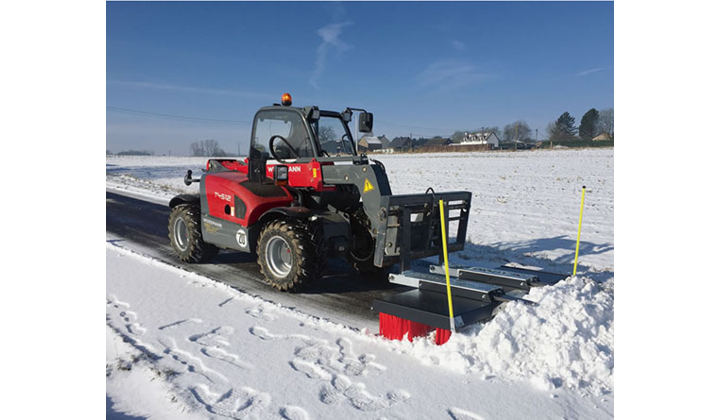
top-left (363, 179), bottom-right (375, 193)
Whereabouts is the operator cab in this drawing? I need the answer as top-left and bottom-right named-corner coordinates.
top-left (250, 93), bottom-right (373, 163)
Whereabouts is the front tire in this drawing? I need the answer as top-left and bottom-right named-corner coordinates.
top-left (168, 204), bottom-right (218, 263)
top-left (258, 218), bottom-right (325, 292)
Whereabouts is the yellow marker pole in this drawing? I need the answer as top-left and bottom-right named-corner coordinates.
top-left (573, 186), bottom-right (587, 277)
top-left (439, 199), bottom-right (456, 332)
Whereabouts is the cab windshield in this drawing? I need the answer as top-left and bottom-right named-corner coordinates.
top-left (313, 115), bottom-right (356, 157)
top-left (252, 110), bottom-right (315, 159)
top-left (251, 108), bottom-right (357, 159)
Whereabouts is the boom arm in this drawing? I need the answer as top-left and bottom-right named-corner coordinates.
top-left (321, 163), bottom-right (471, 270)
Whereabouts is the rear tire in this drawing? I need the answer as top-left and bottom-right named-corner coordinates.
top-left (168, 204), bottom-right (218, 263)
top-left (258, 218), bottom-right (325, 292)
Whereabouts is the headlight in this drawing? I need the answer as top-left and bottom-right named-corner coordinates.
top-left (274, 165), bottom-right (289, 185)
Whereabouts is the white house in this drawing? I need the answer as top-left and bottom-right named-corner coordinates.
top-left (458, 131), bottom-right (500, 148)
top-left (358, 136), bottom-right (384, 152)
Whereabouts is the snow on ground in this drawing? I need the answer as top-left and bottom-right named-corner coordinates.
top-left (107, 148), bottom-right (614, 418)
top-left (106, 243), bottom-right (613, 419)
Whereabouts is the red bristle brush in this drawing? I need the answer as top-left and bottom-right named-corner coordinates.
top-left (379, 313), bottom-right (446, 343)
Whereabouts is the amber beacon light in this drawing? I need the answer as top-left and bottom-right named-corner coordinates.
top-left (281, 93), bottom-right (292, 106)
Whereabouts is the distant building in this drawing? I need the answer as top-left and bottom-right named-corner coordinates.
top-left (321, 140), bottom-right (345, 154)
top-left (358, 136), bottom-right (383, 152)
top-left (460, 131), bottom-right (500, 148)
top-left (390, 136), bottom-right (413, 152)
top-left (592, 132), bottom-right (612, 141)
top-left (377, 135), bottom-right (392, 149)
top-left (422, 137), bottom-right (453, 148)
top-left (498, 140), bottom-right (536, 150)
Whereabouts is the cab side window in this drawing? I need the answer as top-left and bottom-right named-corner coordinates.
top-left (252, 111), bottom-right (314, 159)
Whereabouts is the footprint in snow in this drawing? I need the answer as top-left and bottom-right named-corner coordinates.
top-left (107, 294), bottom-right (130, 309)
top-left (336, 337), bottom-right (387, 375)
top-left (448, 407), bottom-right (485, 420)
top-left (245, 305), bottom-right (275, 321)
top-left (127, 323), bottom-right (146, 336)
top-left (120, 310), bottom-right (137, 322)
top-left (158, 336), bottom-right (227, 384)
top-left (248, 326), bottom-right (317, 345)
top-left (280, 405), bottom-right (310, 420)
top-left (319, 374), bottom-right (410, 412)
top-left (190, 384), bottom-right (272, 419)
top-left (188, 325), bottom-right (234, 347)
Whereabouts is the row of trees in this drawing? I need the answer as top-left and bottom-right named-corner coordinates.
top-left (446, 107), bottom-right (614, 144)
top-left (191, 139), bottom-right (227, 157)
top-left (547, 108), bottom-right (614, 141)
top-left (107, 149), bottom-right (155, 156)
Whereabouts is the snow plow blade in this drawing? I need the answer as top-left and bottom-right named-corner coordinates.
top-left (371, 263), bottom-right (568, 341)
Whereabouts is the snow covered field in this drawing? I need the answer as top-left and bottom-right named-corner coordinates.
top-left (106, 148), bottom-right (614, 418)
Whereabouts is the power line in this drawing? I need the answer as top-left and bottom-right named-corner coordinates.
top-left (106, 106), bottom-right (252, 125)
top-left (375, 119), bottom-right (456, 133)
top-left (107, 105), bottom-right (464, 135)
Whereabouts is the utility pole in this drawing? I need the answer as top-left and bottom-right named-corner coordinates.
top-left (355, 117), bottom-right (359, 145)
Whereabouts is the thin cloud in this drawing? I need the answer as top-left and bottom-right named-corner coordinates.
top-left (578, 67), bottom-right (605, 76)
top-left (452, 40), bottom-right (466, 51)
top-left (310, 21), bottom-right (352, 89)
top-left (108, 80), bottom-right (272, 99)
top-left (415, 59), bottom-right (495, 91)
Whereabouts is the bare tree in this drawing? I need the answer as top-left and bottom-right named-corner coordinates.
top-left (191, 139), bottom-right (226, 157)
top-left (318, 126), bottom-right (337, 143)
top-left (503, 121), bottom-right (532, 142)
top-left (597, 108), bottom-right (614, 137)
top-left (191, 142), bottom-right (203, 156)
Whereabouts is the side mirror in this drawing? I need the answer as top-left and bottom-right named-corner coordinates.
top-left (358, 112), bottom-right (373, 133)
top-left (248, 148), bottom-right (269, 182)
top-left (303, 106), bottom-right (321, 121)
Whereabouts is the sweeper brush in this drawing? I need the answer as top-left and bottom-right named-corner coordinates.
top-left (372, 262), bottom-right (568, 344)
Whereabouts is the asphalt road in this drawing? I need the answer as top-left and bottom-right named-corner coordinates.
top-left (105, 191), bottom-right (406, 329)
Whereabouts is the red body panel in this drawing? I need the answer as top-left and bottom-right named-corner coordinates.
top-left (206, 158), bottom-right (249, 174)
top-left (204, 172), bottom-right (293, 227)
top-left (266, 159), bottom-right (336, 191)
top-left (204, 158), bottom-right (333, 191)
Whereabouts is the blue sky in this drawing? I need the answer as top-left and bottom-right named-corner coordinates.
top-left (107, 1), bottom-right (613, 155)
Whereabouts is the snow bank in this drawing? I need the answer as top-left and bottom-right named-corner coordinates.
top-left (396, 276), bottom-right (614, 395)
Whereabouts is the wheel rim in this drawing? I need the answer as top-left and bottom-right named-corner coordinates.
top-left (266, 236), bottom-right (293, 278)
top-left (174, 217), bottom-right (189, 251)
